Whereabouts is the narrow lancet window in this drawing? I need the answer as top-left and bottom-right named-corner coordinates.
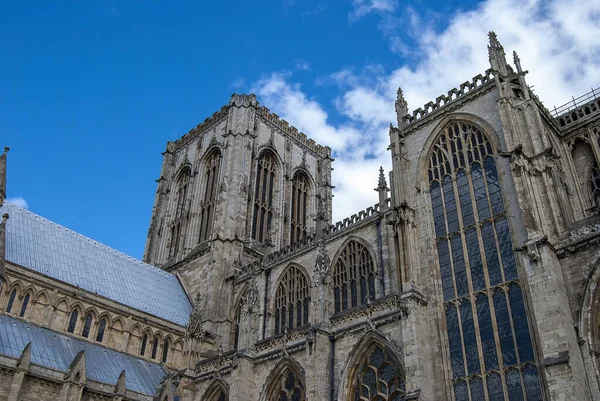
top-left (81, 313), bottom-right (93, 338)
top-left (18, 293), bottom-right (30, 317)
top-left (96, 318), bottom-right (107, 342)
top-left (151, 335), bottom-right (159, 359)
top-left (290, 172), bottom-right (309, 244)
top-left (6, 288), bottom-right (16, 313)
top-left (169, 168), bottom-right (190, 258)
top-left (428, 121), bottom-right (542, 400)
top-left (162, 339), bottom-right (170, 363)
top-left (140, 334), bottom-right (148, 356)
top-left (333, 240), bottom-right (376, 313)
top-left (274, 265), bottom-right (310, 335)
top-left (199, 149), bottom-right (222, 242)
top-left (67, 310), bottom-right (78, 333)
top-left (252, 151), bottom-right (277, 243)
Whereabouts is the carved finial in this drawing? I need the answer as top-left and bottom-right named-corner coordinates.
top-left (487, 31), bottom-right (508, 75)
top-left (314, 238), bottom-right (331, 284)
top-left (2, 147), bottom-right (8, 154)
top-left (395, 88), bottom-right (408, 128)
top-left (375, 167), bottom-right (390, 208)
top-left (513, 51), bottom-right (522, 73)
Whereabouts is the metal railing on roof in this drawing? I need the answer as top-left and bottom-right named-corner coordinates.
top-left (552, 87), bottom-right (600, 118)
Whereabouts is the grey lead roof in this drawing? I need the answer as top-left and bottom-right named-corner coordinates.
top-left (0, 315), bottom-right (166, 395)
top-left (0, 202), bottom-right (192, 326)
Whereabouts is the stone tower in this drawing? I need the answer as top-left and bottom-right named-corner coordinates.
top-left (143, 94), bottom-right (333, 362)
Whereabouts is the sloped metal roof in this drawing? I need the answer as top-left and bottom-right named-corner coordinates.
top-left (0, 202), bottom-right (192, 326)
top-left (0, 315), bottom-right (166, 395)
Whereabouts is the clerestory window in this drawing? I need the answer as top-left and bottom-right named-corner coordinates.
top-left (6, 288), bottom-right (16, 313)
top-left (67, 309), bottom-right (78, 333)
top-left (81, 313), bottom-right (93, 338)
top-left (18, 293), bottom-right (30, 317)
top-left (333, 240), bottom-right (376, 313)
top-left (199, 149), bottom-right (222, 242)
top-left (274, 265), bottom-right (310, 335)
top-left (290, 172), bottom-right (309, 244)
top-left (96, 318), bottom-right (107, 342)
top-left (428, 121), bottom-right (542, 401)
top-left (252, 151), bottom-right (277, 243)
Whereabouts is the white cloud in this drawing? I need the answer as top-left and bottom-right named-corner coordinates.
top-left (349, 0), bottom-right (397, 21)
top-left (7, 196), bottom-right (28, 209)
top-left (252, 0), bottom-right (600, 223)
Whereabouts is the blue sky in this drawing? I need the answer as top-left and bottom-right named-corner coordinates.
top-left (2, 0), bottom-right (599, 259)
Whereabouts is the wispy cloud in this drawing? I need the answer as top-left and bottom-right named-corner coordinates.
top-left (294, 59), bottom-right (310, 71)
top-left (253, 0), bottom-right (600, 222)
top-left (349, 0), bottom-right (398, 21)
top-left (7, 196), bottom-right (28, 209)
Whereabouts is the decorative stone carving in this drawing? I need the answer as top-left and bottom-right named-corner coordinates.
top-left (187, 293), bottom-right (203, 338)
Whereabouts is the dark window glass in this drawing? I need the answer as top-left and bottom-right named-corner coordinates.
top-left (506, 368), bottom-right (524, 401)
top-left (476, 294), bottom-right (498, 370)
top-left (67, 310), bottom-right (78, 333)
top-left (333, 241), bottom-right (376, 313)
top-left (496, 218), bottom-right (518, 281)
top-left (96, 318), bottom-right (106, 342)
top-left (482, 222), bottom-right (502, 286)
top-left (466, 228), bottom-right (485, 291)
top-left (252, 152), bottom-right (276, 243)
top-left (493, 290), bottom-right (517, 367)
top-left (350, 344), bottom-right (405, 401)
top-left (290, 172), bottom-right (309, 244)
top-left (460, 300), bottom-right (479, 375)
top-left (18, 293), bottom-right (30, 317)
top-left (487, 371), bottom-right (505, 401)
top-left (508, 284), bottom-right (535, 362)
top-left (274, 265), bottom-right (309, 334)
top-left (162, 339), bottom-right (169, 363)
top-left (523, 365), bottom-right (543, 401)
top-left (470, 377), bottom-right (485, 401)
top-left (446, 303), bottom-right (465, 378)
top-left (6, 289), bottom-right (16, 313)
top-left (454, 380), bottom-right (469, 401)
top-left (451, 236), bottom-right (468, 297)
top-left (270, 370), bottom-right (305, 401)
top-left (81, 313), bottom-right (92, 338)
top-left (438, 241), bottom-right (454, 301)
top-left (151, 336), bottom-right (159, 359)
top-left (170, 168), bottom-right (190, 258)
top-left (140, 334), bottom-right (148, 356)
top-left (199, 150), bottom-right (222, 242)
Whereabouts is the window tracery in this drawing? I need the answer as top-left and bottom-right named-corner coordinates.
top-left (169, 168), bottom-right (190, 258)
top-left (269, 370), bottom-right (305, 401)
top-left (350, 344), bottom-right (405, 401)
top-left (290, 172), bottom-right (309, 244)
top-left (569, 132), bottom-right (600, 209)
top-left (333, 240), bottom-right (376, 313)
top-left (428, 121), bottom-right (542, 400)
top-left (199, 149), bottom-right (222, 243)
top-left (252, 151), bottom-right (277, 243)
top-left (274, 265), bottom-right (310, 335)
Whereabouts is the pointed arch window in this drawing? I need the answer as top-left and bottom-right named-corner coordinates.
top-left (151, 335), bottom-right (159, 359)
top-left (6, 288), bottom-right (16, 313)
top-left (162, 339), bottom-right (170, 363)
top-left (428, 121), bottom-right (542, 400)
top-left (233, 300), bottom-right (242, 350)
top-left (169, 168), bottom-right (191, 258)
top-left (570, 137), bottom-right (600, 208)
top-left (67, 310), bottom-right (78, 333)
top-left (199, 149), bottom-right (222, 242)
top-left (350, 344), bottom-right (405, 401)
top-left (140, 334), bottom-right (148, 356)
top-left (269, 370), bottom-right (305, 401)
top-left (290, 172), bottom-right (309, 244)
top-left (81, 313), bottom-right (93, 338)
top-left (333, 240), bottom-right (376, 313)
top-left (274, 266), bottom-right (310, 335)
top-left (96, 318), bottom-right (107, 342)
top-left (252, 151), bottom-right (277, 243)
top-left (18, 293), bottom-right (30, 317)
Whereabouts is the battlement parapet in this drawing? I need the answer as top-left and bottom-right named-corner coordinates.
top-left (256, 106), bottom-right (332, 158)
top-left (172, 106), bottom-right (229, 150)
top-left (401, 69), bottom-right (494, 127)
top-left (552, 87), bottom-right (600, 129)
top-left (328, 201), bottom-right (387, 234)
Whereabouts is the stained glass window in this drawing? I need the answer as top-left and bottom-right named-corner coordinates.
top-left (351, 344), bottom-right (405, 401)
top-left (428, 121), bottom-right (542, 400)
top-left (162, 339), bottom-right (170, 363)
top-left (140, 334), bottom-right (148, 356)
top-left (290, 172), bottom-right (309, 244)
top-left (67, 309), bottom-right (78, 333)
top-left (252, 151), bottom-right (277, 243)
top-left (199, 149), bottom-right (222, 242)
top-left (81, 313), bottom-right (93, 338)
top-left (333, 240), bottom-right (376, 313)
top-left (151, 335), bottom-right (159, 359)
top-left (18, 293), bottom-right (29, 317)
top-left (274, 265), bottom-right (310, 335)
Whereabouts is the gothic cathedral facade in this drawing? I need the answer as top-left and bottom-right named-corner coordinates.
top-left (1, 33), bottom-right (600, 401)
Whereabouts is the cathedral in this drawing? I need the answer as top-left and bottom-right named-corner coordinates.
top-left (1, 32), bottom-right (600, 401)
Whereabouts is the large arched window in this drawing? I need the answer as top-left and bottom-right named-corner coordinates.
top-left (570, 137), bottom-right (600, 208)
top-left (428, 121), bottom-right (542, 400)
top-left (274, 265), bottom-right (310, 335)
top-left (268, 369), bottom-right (305, 401)
top-left (333, 240), bottom-right (376, 313)
top-left (169, 168), bottom-right (191, 258)
top-left (199, 149), bottom-right (222, 242)
top-left (290, 172), bottom-right (309, 244)
top-left (350, 343), bottom-right (405, 401)
top-left (252, 151), bottom-right (277, 243)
